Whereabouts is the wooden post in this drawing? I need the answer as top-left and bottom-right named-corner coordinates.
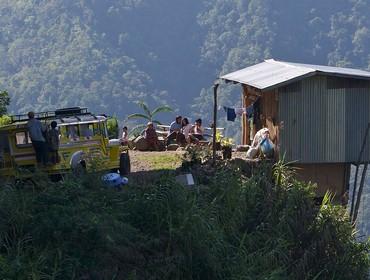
top-left (212, 83), bottom-right (219, 165)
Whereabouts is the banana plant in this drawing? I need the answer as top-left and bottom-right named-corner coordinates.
top-left (127, 101), bottom-right (173, 135)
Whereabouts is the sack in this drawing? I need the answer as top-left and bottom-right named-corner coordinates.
top-left (246, 147), bottom-right (258, 159)
top-left (260, 138), bottom-right (274, 158)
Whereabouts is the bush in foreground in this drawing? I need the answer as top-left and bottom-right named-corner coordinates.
top-left (0, 163), bottom-right (368, 279)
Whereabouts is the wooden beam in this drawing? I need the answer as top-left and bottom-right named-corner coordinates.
top-left (212, 83), bottom-right (219, 164)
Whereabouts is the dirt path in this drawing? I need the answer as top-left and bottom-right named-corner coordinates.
top-left (129, 151), bottom-right (184, 172)
top-left (128, 150), bottom-right (254, 173)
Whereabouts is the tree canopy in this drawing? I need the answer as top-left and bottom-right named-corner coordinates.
top-left (1, 0), bottom-right (370, 140)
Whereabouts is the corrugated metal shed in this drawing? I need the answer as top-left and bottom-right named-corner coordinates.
top-left (220, 59), bottom-right (370, 91)
top-left (278, 76), bottom-right (370, 163)
top-left (221, 59), bottom-right (370, 163)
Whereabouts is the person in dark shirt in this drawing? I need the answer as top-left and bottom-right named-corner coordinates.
top-left (47, 121), bottom-right (60, 164)
top-left (144, 122), bottom-right (159, 151)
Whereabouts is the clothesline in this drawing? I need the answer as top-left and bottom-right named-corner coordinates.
top-left (222, 97), bottom-right (260, 122)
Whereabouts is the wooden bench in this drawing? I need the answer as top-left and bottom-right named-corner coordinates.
top-left (155, 124), bottom-right (225, 147)
top-left (156, 124), bottom-right (224, 139)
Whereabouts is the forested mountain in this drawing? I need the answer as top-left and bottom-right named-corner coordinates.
top-left (1, 0), bottom-right (370, 137)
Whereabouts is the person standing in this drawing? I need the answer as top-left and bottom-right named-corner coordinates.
top-left (48, 121), bottom-right (60, 164)
top-left (27, 111), bottom-right (48, 166)
top-left (121, 126), bottom-right (129, 145)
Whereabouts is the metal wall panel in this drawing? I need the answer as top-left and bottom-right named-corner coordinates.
top-left (345, 88), bottom-right (370, 162)
top-left (279, 75), bottom-right (370, 163)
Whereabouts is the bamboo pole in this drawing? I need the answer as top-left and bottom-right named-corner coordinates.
top-left (212, 83), bottom-right (219, 165)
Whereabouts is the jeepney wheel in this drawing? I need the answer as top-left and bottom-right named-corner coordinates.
top-left (70, 151), bottom-right (87, 175)
top-left (119, 152), bottom-right (131, 175)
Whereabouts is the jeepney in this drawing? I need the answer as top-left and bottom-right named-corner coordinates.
top-left (0, 107), bottom-right (129, 178)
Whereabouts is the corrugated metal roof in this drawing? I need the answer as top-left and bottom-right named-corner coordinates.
top-left (220, 59), bottom-right (370, 91)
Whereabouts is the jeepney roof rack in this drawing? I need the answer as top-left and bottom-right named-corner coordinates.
top-left (10, 107), bottom-right (92, 123)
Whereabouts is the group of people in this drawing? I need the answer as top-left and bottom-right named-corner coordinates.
top-left (27, 111), bottom-right (60, 166)
top-left (122, 116), bottom-right (206, 151)
top-left (166, 116), bottom-right (204, 146)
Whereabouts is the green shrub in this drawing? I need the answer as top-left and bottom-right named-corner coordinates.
top-left (0, 115), bottom-right (11, 126)
top-left (0, 161), bottom-right (368, 279)
top-left (107, 117), bottom-right (119, 139)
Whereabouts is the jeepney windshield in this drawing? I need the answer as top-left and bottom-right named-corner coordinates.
top-left (59, 121), bottom-right (107, 142)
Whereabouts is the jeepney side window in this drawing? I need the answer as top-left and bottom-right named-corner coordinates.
top-left (93, 122), bottom-right (107, 137)
top-left (66, 125), bottom-right (80, 141)
top-left (93, 123), bottom-right (102, 136)
top-left (15, 131), bottom-right (32, 147)
top-left (80, 124), bottom-right (94, 139)
top-left (59, 126), bottom-right (68, 142)
top-left (102, 122), bottom-right (108, 138)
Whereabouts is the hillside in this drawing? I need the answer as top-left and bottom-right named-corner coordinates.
top-left (1, 0), bottom-right (370, 139)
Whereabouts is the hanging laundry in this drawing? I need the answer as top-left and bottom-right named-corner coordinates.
top-left (223, 106), bottom-right (236, 122)
top-left (234, 107), bottom-right (245, 116)
top-left (246, 105), bottom-right (254, 119)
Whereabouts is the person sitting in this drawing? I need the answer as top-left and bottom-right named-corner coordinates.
top-left (67, 125), bottom-right (79, 141)
top-left (144, 122), bottom-right (159, 151)
top-left (80, 124), bottom-right (93, 140)
top-left (192, 118), bottom-right (204, 140)
top-left (247, 127), bottom-right (274, 159)
top-left (182, 117), bottom-right (198, 144)
top-left (166, 115), bottom-right (183, 146)
top-left (121, 126), bottom-right (129, 146)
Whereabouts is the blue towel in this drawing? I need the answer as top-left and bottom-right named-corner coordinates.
top-left (223, 106), bottom-right (236, 121)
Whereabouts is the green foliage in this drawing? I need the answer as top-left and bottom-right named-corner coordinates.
top-left (0, 115), bottom-right (11, 127)
top-left (128, 101), bottom-right (173, 135)
top-left (0, 162), bottom-right (369, 279)
top-left (182, 145), bottom-right (212, 169)
top-left (221, 137), bottom-right (233, 148)
top-left (107, 117), bottom-right (119, 139)
top-left (1, 1), bottom-right (370, 143)
top-left (0, 91), bottom-right (10, 117)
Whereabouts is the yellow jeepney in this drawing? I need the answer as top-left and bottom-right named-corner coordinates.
top-left (0, 107), bottom-right (129, 178)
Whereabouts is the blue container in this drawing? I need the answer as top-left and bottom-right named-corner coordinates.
top-left (260, 138), bottom-right (274, 158)
top-left (101, 173), bottom-right (128, 188)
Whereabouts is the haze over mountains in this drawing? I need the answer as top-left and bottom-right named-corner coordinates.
top-left (1, 0), bottom-right (370, 132)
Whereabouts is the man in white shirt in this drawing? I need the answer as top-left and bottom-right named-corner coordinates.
top-left (166, 115), bottom-right (183, 146)
top-left (27, 111), bottom-right (48, 166)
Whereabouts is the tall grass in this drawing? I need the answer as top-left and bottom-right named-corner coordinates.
top-left (0, 161), bottom-right (368, 279)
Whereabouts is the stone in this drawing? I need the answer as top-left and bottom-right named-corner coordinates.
top-left (167, 144), bottom-right (179, 151)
